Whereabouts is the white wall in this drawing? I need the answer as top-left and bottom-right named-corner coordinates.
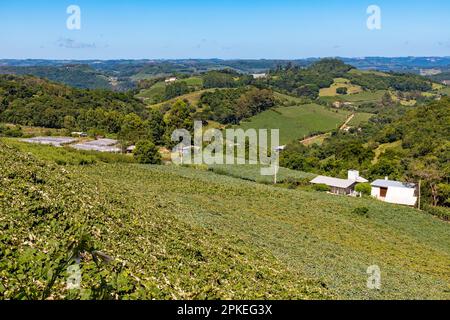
top-left (371, 186), bottom-right (417, 206)
top-left (371, 187), bottom-right (380, 198)
top-left (385, 186), bottom-right (417, 206)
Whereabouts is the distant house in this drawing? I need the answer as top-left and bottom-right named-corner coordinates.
top-left (251, 73), bottom-right (267, 79)
top-left (165, 77), bottom-right (177, 84)
top-left (71, 132), bottom-right (88, 137)
top-left (442, 80), bottom-right (450, 86)
top-left (371, 178), bottom-right (417, 206)
top-left (310, 170), bottom-right (368, 195)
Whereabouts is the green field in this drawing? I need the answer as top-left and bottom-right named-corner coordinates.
top-left (439, 86), bottom-right (450, 96)
top-left (208, 163), bottom-right (316, 184)
top-left (339, 90), bottom-right (386, 103)
top-left (136, 77), bottom-right (204, 104)
top-left (135, 81), bottom-right (166, 101)
top-left (237, 104), bottom-right (351, 144)
top-left (319, 78), bottom-right (363, 97)
top-left (347, 112), bottom-right (374, 127)
top-left (1, 140), bottom-right (450, 299)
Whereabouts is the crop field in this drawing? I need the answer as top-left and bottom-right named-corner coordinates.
top-left (84, 163), bottom-right (450, 300)
top-left (1, 141), bottom-right (450, 300)
top-left (319, 78), bottom-right (363, 97)
top-left (0, 141), bottom-right (329, 300)
top-left (237, 104), bottom-right (351, 144)
top-left (1, 138), bottom-right (134, 165)
top-left (207, 163), bottom-right (316, 184)
top-left (338, 90), bottom-right (386, 103)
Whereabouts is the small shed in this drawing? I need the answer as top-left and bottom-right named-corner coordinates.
top-left (310, 170), bottom-right (368, 195)
top-left (371, 178), bottom-right (417, 206)
top-left (310, 176), bottom-right (358, 195)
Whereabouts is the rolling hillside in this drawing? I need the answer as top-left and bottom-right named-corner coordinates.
top-left (1, 140), bottom-right (449, 299)
top-left (0, 141), bottom-right (328, 300)
top-left (237, 104), bottom-right (352, 145)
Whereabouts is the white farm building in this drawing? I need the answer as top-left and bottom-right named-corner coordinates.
top-left (310, 170), bottom-right (368, 196)
top-left (371, 179), bottom-right (418, 207)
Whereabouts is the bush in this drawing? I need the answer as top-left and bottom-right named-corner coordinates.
top-left (352, 206), bottom-right (370, 217)
top-left (423, 205), bottom-right (450, 221)
top-left (336, 87), bottom-right (348, 95)
top-left (133, 140), bottom-right (161, 164)
top-left (355, 183), bottom-right (371, 196)
top-left (0, 124), bottom-right (23, 137)
top-left (284, 177), bottom-right (301, 189)
top-left (313, 184), bottom-right (331, 192)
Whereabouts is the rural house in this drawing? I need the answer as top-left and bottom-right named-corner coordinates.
top-left (310, 170), bottom-right (368, 195)
top-left (371, 178), bottom-right (418, 206)
top-left (165, 77), bottom-right (177, 83)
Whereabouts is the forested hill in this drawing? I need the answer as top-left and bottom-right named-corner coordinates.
top-left (0, 65), bottom-right (113, 90)
top-left (0, 74), bottom-right (145, 129)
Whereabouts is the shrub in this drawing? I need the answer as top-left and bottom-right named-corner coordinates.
top-left (355, 183), bottom-right (371, 196)
top-left (313, 184), bottom-right (331, 192)
top-left (336, 87), bottom-right (348, 95)
top-left (284, 177), bottom-right (301, 189)
top-left (423, 205), bottom-right (450, 221)
top-left (352, 206), bottom-right (370, 217)
top-left (0, 124), bottom-right (23, 137)
top-left (133, 140), bottom-right (161, 164)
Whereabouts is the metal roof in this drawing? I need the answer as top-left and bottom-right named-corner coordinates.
top-left (371, 179), bottom-right (416, 189)
top-left (310, 176), bottom-right (356, 189)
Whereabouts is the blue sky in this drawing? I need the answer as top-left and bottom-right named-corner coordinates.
top-left (1, 0), bottom-right (450, 59)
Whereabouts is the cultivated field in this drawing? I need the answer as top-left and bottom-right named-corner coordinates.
top-left (319, 78), bottom-right (363, 97)
top-left (237, 104), bottom-right (351, 144)
top-left (1, 140), bottom-right (449, 300)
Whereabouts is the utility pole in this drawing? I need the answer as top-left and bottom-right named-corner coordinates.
top-left (418, 180), bottom-right (421, 210)
top-left (274, 161), bottom-right (278, 184)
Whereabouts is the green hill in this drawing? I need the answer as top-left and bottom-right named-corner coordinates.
top-left (1, 140), bottom-right (449, 299)
top-left (237, 104), bottom-right (352, 144)
top-left (0, 141), bottom-right (328, 300)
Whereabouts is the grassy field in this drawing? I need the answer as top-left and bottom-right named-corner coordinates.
top-left (150, 89), bottom-right (214, 110)
top-left (439, 86), bottom-right (450, 96)
top-left (237, 104), bottom-right (351, 145)
top-left (319, 78), bottom-right (363, 97)
top-left (348, 69), bottom-right (391, 77)
top-left (347, 112), bottom-right (374, 127)
top-left (1, 140), bottom-right (450, 299)
top-left (136, 81), bottom-right (166, 101)
top-left (136, 77), bottom-right (204, 104)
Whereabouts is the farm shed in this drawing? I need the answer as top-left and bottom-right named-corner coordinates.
top-left (71, 139), bottom-right (121, 153)
top-left (310, 170), bottom-right (368, 195)
top-left (310, 176), bottom-right (357, 195)
top-left (21, 136), bottom-right (77, 147)
top-left (371, 179), bottom-right (418, 206)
